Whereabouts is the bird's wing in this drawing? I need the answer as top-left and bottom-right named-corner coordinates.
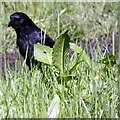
top-left (29, 30), bottom-right (55, 48)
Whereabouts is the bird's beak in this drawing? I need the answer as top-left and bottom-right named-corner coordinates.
top-left (8, 20), bottom-right (12, 27)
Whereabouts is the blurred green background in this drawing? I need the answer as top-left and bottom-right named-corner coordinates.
top-left (0, 2), bottom-right (118, 52)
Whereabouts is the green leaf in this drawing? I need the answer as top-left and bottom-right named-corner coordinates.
top-left (70, 42), bottom-right (93, 66)
top-left (97, 54), bottom-right (116, 75)
top-left (97, 54), bottom-right (116, 67)
top-left (69, 59), bottom-right (84, 74)
top-left (34, 43), bottom-right (52, 65)
top-left (52, 31), bottom-right (70, 74)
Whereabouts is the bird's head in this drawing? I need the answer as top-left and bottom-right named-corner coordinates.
top-left (8, 12), bottom-right (34, 30)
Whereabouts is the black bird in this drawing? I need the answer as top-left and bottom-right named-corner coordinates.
top-left (8, 12), bottom-right (55, 69)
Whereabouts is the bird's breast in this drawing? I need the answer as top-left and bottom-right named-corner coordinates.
top-left (17, 37), bottom-right (30, 58)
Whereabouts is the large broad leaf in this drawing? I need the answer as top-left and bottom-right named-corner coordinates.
top-left (69, 58), bottom-right (84, 74)
top-left (70, 42), bottom-right (93, 66)
top-left (34, 43), bottom-right (52, 65)
top-left (48, 94), bottom-right (60, 118)
top-left (52, 31), bottom-right (70, 74)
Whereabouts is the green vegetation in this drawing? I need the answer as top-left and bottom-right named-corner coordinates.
top-left (0, 2), bottom-right (118, 118)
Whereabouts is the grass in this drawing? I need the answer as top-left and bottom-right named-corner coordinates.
top-left (0, 2), bottom-right (118, 118)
